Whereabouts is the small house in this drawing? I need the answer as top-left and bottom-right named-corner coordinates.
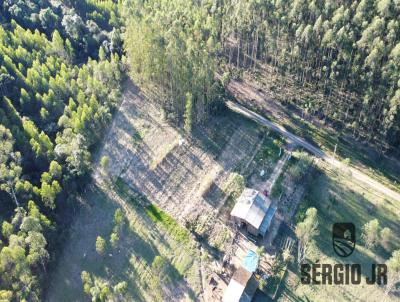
top-left (230, 188), bottom-right (276, 237)
top-left (223, 250), bottom-right (259, 302)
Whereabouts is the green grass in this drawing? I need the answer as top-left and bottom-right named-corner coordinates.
top-left (266, 267), bottom-right (287, 298)
top-left (265, 254), bottom-right (288, 298)
top-left (115, 178), bottom-right (193, 251)
top-left (303, 169), bottom-right (399, 260)
top-left (245, 131), bottom-right (286, 183)
top-left (258, 135), bottom-right (284, 163)
top-left (222, 172), bottom-right (245, 200)
top-left (46, 181), bottom-right (201, 302)
top-left (278, 165), bottom-right (400, 302)
top-left (271, 173), bottom-right (285, 198)
top-left (145, 204), bottom-right (190, 244)
top-left (114, 177), bottom-right (144, 206)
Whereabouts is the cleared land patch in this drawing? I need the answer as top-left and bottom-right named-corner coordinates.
top-left (46, 81), bottom-right (286, 301)
top-left (95, 81), bottom-right (284, 252)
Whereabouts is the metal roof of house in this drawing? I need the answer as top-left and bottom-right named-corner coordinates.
top-left (233, 267), bottom-right (252, 285)
top-left (259, 204), bottom-right (277, 237)
top-left (223, 279), bottom-right (248, 302)
top-left (230, 188), bottom-right (271, 230)
top-left (242, 250), bottom-right (259, 273)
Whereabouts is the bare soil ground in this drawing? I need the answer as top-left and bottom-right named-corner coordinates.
top-left (97, 81), bottom-right (262, 224)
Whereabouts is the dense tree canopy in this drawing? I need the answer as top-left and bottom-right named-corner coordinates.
top-left (215, 0), bottom-right (400, 151)
top-left (124, 0), bottom-right (225, 126)
top-left (123, 0), bottom-right (400, 152)
top-left (1, 0), bottom-right (123, 59)
top-left (0, 1), bottom-right (124, 300)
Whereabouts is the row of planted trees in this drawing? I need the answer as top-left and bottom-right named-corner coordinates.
top-left (215, 0), bottom-right (400, 151)
top-left (123, 0), bottom-right (225, 131)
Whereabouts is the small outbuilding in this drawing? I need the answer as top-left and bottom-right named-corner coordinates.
top-left (230, 188), bottom-right (276, 237)
top-left (223, 251), bottom-right (259, 302)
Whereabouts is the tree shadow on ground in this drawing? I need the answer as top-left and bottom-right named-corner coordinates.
top-left (191, 230), bottom-right (222, 260)
top-left (95, 183), bottom-right (196, 301)
top-left (203, 182), bottom-right (227, 208)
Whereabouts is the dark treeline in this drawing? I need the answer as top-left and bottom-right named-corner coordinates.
top-left (0, 1), bottom-right (124, 300)
top-left (216, 0), bottom-right (400, 152)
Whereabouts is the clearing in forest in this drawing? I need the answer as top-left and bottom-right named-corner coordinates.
top-left (95, 81), bottom-right (285, 245)
top-left (45, 181), bottom-right (201, 302)
top-left (45, 81), bottom-right (285, 301)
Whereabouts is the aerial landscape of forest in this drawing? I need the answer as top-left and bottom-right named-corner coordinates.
top-left (0, 1), bottom-right (399, 301)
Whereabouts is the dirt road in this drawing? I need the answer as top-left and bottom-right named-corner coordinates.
top-left (226, 100), bottom-right (400, 202)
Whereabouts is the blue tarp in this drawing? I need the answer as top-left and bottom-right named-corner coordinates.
top-left (242, 250), bottom-right (259, 273)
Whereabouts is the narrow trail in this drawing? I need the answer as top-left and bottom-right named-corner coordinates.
top-left (264, 149), bottom-right (291, 193)
top-left (226, 100), bottom-right (400, 202)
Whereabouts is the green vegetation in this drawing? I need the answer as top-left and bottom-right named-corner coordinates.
top-left (249, 132), bottom-right (286, 180)
top-left (265, 254), bottom-right (288, 297)
top-left (277, 108), bottom-right (400, 191)
top-left (271, 150), bottom-right (313, 199)
top-left (1, 0), bottom-right (399, 301)
top-left (219, 0), bottom-right (400, 154)
top-left (385, 250), bottom-right (400, 295)
top-left (284, 164), bottom-right (400, 301)
top-left (271, 173), bottom-right (285, 199)
top-left (131, 131), bottom-right (143, 145)
top-left (295, 207), bottom-right (319, 265)
top-left (259, 138), bottom-right (284, 165)
top-left (95, 236), bottom-right (106, 255)
top-left (380, 227), bottom-right (392, 249)
top-left (1, 0), bottom-right (122, 59)
top-left (193, 111), bottom-right (240, 157)
top-left (46, 183), bottom-right (200, 301)
top-left (100, 155), bottom-right (109, 171)
top-left (361, 219), bottom-right (381, 249)
top-left (223, 172), bottom-right (245, 202)
top-left (145, 204), bottom-right (190, 244)
top-left (81, 269), bottom-right (129, 301)
top-left (0, 1), bottom-right (124, 300)
top-left (124, 0), bottom-right (225, 126)
top-left (184, 92), bottom-right (194, 134)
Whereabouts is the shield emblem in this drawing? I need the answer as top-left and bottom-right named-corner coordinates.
top-left (332, 223), bottom-right (355, 257)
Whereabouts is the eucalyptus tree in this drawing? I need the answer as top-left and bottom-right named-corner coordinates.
top-left (0, 125), bottom-right (22, 207)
